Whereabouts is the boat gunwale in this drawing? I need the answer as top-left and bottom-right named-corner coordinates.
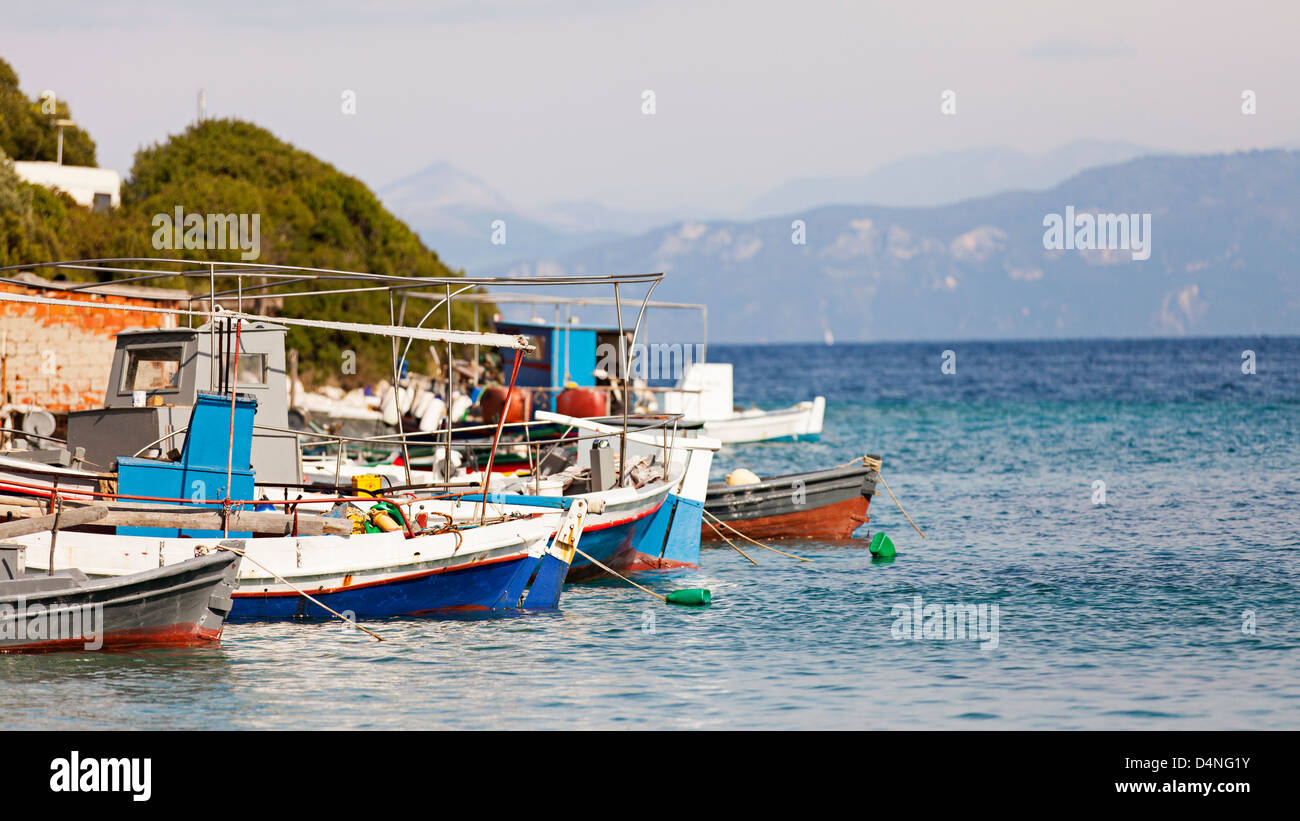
top-left (0, 551), bottom-right (238, 609)
top-left (707, 463), bottom-right (876, 497)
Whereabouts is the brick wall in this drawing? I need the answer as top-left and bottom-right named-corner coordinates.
top-left (0, 278), bottom-right (188, 413)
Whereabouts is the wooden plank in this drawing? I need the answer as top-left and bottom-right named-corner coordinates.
top-left (100, 509), bottom-right (352, 536)
top-left (0, 505), bottom-right (109, 539)
top-left (0, 501), bottom-right (351, 536)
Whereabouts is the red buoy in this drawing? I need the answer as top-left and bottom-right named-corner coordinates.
top-left (556, 387), bottom-right (609, 418)
top-left (480, 386), bottom-right (531, 425)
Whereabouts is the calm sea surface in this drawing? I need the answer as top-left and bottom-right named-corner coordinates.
top-left (3, 337), bottom-right (1297, 729)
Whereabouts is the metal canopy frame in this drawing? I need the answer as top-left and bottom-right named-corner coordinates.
top-left (0, 257), bottom-right (669, 490)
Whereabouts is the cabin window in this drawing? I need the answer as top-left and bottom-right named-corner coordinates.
top-left (122, 346), bottom-right (184, 393)
top-left (223, 353), bottom-right (268, 387)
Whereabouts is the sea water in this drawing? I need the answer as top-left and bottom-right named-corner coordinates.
top-left (2, 337), bottom-right (1296, 729)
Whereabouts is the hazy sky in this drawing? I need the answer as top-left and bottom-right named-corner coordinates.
top-left (4, 0), bottom-right (1297, 213)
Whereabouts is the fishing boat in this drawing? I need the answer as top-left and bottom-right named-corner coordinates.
top-left (660, 363), bottom-right (825, 444)
top-left (293, 412), bottom-right (710, 581)
top-left (19, 503), bottom-right (587, 619)
top-left (0, 542), bottom-right (240, 652)
top-left (533, 409), bottom-right (718, 574)
top-left (442, 292), bottom-right (825, 444)
top-left (702, 458), bottom-right (878, 541)
top-left (273, 286), bottom-right (719, 581)
top-left (7, 389), bottom-right (590, 618)
top-left (409, 409), bottom-right (720, 580)
top-left (0, 453), bottom-right (101, 501)
top-left (0, 259), bottom-right (620, 618)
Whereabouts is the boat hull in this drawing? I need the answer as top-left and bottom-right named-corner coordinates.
top-left (0, 551), bottom-right (239, 653)
top-left (703, 463), bottom-right (876, 541)
top-left (699, 397), bottom-right (826, 444)
top-left (626, 493), bottom-right (704, 572)
top-left (421, 473), bottom-right (684, 582)
top-left (230, 550), bottom-right (543, 620)
top-left (17, 515), bottom-right (576, 621)
top-left (563, 493), bottom-right (672, 580)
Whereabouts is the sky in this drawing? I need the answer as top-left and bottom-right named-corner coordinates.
top-left (3, 0), bottom-right (1297, 214)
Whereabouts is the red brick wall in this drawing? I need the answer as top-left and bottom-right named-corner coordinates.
top-left (1, 282), bottom-right (184, 412)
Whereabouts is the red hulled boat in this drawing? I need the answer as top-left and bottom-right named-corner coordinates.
top-left (701, 458), bottom-right (878, 541)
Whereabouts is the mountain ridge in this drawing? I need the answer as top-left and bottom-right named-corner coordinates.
top-left (494, 149), bottom-right (1300, 344)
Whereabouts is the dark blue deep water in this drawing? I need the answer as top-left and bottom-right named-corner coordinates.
top-left (2, 337), bottom-right (1297, 729)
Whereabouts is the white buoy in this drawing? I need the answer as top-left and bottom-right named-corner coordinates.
top-left (724, 468), bottom-right (761, 486)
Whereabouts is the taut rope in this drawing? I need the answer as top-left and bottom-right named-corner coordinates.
top-left (860, 455), bottom-right (925, 539)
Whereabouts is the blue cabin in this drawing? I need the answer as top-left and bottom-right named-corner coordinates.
top-left (494, 319), bottom-right (614, 412)
top-left (115, 392), bottom-right (257, 538)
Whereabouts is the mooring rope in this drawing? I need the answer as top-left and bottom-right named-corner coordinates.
top-left (204, 543), bottom-right (384, 642)
top-left (571, 546), bottom-right (668, 602)
top-left (702, 516), bottom-right (759, 566)
top-left (860, 455), bottom-right (926, 539)
top-left (702, 508), bottom-right (811, 562)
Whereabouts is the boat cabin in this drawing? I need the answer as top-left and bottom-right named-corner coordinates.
top-left (66, 321), bottom-right (299, 485)
top-left (493, 319), bottom-right (632, 413)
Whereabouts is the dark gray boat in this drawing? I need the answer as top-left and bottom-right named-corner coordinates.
top-left (703, 461), bottom-right (878, 541)
top-left (0, 543), bottom-right (240, 653)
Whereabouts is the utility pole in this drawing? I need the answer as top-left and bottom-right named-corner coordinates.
top-left (54, 119), bottom-right (75, 165)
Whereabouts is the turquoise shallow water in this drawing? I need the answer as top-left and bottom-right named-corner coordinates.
top-left (2, 337), bottom-right (1297, 729)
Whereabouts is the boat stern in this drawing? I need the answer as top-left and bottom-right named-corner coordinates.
top-left (522, 499), bottom-right (588, 609)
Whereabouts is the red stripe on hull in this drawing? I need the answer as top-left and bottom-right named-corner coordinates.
top-left (703, 495), bottom-right (872, 541)
top-left (406, 604), bottom-right (492, 615)
top-left (0, 623), bottom-right (223, 654)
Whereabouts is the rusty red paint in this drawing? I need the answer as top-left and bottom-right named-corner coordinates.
top-left (702, 495), bottom-right (873, 542)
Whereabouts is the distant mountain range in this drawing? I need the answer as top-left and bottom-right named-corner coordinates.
top-left (380, 141), bottom-right (1156, 273)
top-left (494, 150), bottom-right (1300, 343)
top-left (378, 163), bottom-right (675, 272)
top-left (742, 140), bottom-right (1154, 216)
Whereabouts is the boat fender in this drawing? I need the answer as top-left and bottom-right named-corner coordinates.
top-left (379, 385), bottom-right (413, 426)
top-left (418, 396), bottom-right (447, 432)
top-left (450, 393), bottom-right (472, 421)
top-left (725, 468), bottom-right (760, 486)
top-left (410, 389), bottom-right (435, 420)
top-left (368, 500), bottom-right (407, 534)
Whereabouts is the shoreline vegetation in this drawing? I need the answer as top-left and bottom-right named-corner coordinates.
top-left (0, 57), bottom-right (488, 387)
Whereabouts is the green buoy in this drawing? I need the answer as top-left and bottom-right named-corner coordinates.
top-left (869, 532), bottom-right (896, 558)
top-left (665, 588), bottom-right (712, 606)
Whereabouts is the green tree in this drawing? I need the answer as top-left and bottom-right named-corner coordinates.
top-left (0, 57), bottom-right (492, 387)
top-left (0, 58), bottom-right (97, 166)
top-left (125, 118), bottom-right (485, 384)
